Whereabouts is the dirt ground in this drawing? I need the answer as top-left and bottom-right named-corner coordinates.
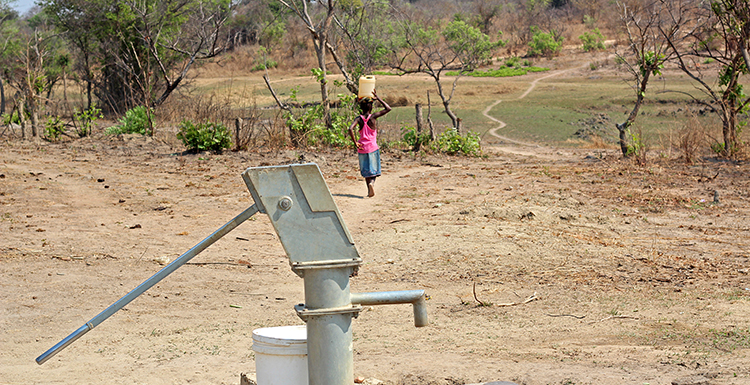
top-left (1, 129), bottom-right (749, 385)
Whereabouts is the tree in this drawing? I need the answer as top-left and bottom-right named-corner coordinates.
top-left (613, 0), bottom-right (682, 158)
top-left (329, 0), bottom-right (394, 95)
top-left (391, 16), bottom-right (504, 132)
top-left (663, 0), bottom-right (750, 157)
top-left (278, 0), bottom-right (336, 129)
top-left (42, 0), bottom-right (232, 124)
top-left (0, 0), bottom-right (19, 115)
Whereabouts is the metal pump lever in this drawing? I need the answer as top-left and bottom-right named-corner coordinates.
top-left (36, 204), bottom-right (259, 365)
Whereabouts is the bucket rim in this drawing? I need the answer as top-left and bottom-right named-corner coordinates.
top-left (252, 325), bottom-right (307, 345)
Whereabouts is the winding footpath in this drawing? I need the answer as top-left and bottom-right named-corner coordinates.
top-left (483, 68), bottom-right (578, 148)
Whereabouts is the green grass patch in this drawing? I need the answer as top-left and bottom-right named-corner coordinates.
top-left (446, 67), bottom-right (550, 77)
top-left (372, 71), bottom-right (405, 76)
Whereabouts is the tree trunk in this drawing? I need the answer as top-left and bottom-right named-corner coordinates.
top-left (414, 103), bottom-right (424, 152)
top-left (19, 98), bottom-right (27, 140)
top-left (721, 106), bottom-right (737, 156)
top-left (235, 117), bottom-right (243, 151)
top-left (616, 123), bottom-right (629, 156)
top-left (315, 43), bottom-right (331, 130)
top-left (0, 78), bottom-right (5, 115)
top-left (616, 71), bottom-right (651, 157)
top-left (434, 76), bottom-right (459, 131)
top-left (427, 91), bottom-right (435, 141)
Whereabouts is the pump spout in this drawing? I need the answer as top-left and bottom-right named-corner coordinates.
top-left (350, 290), bottom-right (428, 327)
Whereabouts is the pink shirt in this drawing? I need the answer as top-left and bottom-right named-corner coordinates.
top-left (357, 114), bottom-right (379, 154)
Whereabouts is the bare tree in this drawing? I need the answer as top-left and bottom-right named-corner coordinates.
top-left (613, 0), bottom-right (685, 158)
top-left (390, 13), bottom-right (504, 132)
top-left (278, 0), bottom-right (336, 129)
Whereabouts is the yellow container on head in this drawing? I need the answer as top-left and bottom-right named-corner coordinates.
top-left (358, 76), bottom-right (376, 99)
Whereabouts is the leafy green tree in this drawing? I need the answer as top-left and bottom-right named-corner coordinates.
top-left (42, 0), bottom-right (232, 129)
top-left (331, 0), bottom-right (394, 95)
top-left (663, 0), bottom-right (750, 158)
top-left (527, 26), bottom-right (562, 57)
top-left (579, 28), bottom-right (605, 52)
top-left (0, 0), bottom-right (21, 116)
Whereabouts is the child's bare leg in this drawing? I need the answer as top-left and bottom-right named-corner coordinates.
top-left (365, 177), bottom-right (375, 197)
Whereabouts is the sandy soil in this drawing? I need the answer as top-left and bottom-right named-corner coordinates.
top-left (1, 128), bottom-right (749, 385)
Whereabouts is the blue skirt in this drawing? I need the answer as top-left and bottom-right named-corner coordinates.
top-left (358, 149), bottom-right (381, 178)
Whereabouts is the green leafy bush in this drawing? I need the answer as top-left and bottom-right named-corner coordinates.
top-left (505, 56), bottom-right (521, 68)
top-left (44, 117), bottom-right (65, 141)
top-left (401, 125), bottom-right (431, 150)
top-left (432, 129), bottom-right (481, 156)
top-left (177, 120), bottom-right (232, 152)
top-left (73, 104), bottom-right (103, 137)
top-left (252, 60), bottom-right (278, 71)
top-left (579, 28), bottom-right (606, 52)
top-left (106, 106), bottom-right (151, 135)
top-left (527, 26), bottom-right (563, 58)
top-left (285, 80), bottom-right (359, 149)
top-left (1, 111), bottom-right (21, 125)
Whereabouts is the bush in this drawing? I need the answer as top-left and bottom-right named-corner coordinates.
top-left (73, 104), bottom-right (103, 137)
top-left (251, 59), bottom-right (278, 72)
top-left (177, 120), bottom-right (232, 152)
top-left (579, 28), bottom-right (606, 52)
top-left (106, 106), bottom-right (151, 135)
top-left (1, 111), bottom-right (22, 125)
top-left (44, 117), bottom-right (65, 141)
top-left (505, 56), bottom-right (521, 68)
top-left (527, 26), bottom-right (563, 58)
top-left (432, 129), bottom-right (481, 156)
top-left (401, 125), bottom-right (431, 150)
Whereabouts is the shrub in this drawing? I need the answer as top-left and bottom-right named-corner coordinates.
top-left (106, 106), bottom-right (151, 136)
top-left (177, 120), bottom-right (232, 152)
top-left (73, 104), bottom-right (103, 137)
top-left (252, 59), bottom-right (278, 72)
top-left (1, 111), bottom-right (22, 125)
top-left (579, 28), bottom-right (606, 52)
top-left (401, 125), bottom-right (431, 150)
top-left (527, 26), bottom-right (563, 58)
top-left (432, 129), bottom-right (481, 156)
top-left (44, 117), bottom-right (65, 141)
top-left (505, 56), bottom-right (521, 68)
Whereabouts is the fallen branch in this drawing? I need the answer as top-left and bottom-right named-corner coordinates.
top-left (496, 291), bottom-right (538, 307)
top-left (473, 282), bottom-right (492, 307)
top-left (547, 313), bottom-right (586, 319)
top-left (588, 315), bottom-right (640, 324)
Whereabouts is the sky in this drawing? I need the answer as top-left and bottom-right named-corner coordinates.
top-left (10, 0), bottom-right (36, 16)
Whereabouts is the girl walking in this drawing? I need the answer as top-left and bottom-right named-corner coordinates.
top-left (348, 89), bottom-right (391, 197)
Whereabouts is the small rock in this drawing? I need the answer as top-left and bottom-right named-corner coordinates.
top-left (153, 256), bottom-right (170, 265)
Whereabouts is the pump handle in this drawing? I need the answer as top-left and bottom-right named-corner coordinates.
top-left (36, 204), bottom-right (259, 365)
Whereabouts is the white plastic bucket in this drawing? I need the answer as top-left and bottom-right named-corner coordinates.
top-left (358, 76), bottom-right (376, 99)
top-left (252, 325), bottom-right (308, 385)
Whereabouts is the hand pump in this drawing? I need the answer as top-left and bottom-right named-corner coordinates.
top-left (37, 164), bottom-right (428, 385)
